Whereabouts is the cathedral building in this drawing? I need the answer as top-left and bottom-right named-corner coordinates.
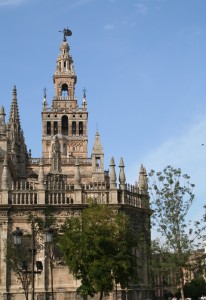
top-left (0, 29), bottom-right (153, 300)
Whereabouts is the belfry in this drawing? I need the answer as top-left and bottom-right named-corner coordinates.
top-left (0, 29), bottom-right (153, 300)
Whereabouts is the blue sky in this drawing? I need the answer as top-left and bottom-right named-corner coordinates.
top-left (0, 0), bottom-right (206, 233)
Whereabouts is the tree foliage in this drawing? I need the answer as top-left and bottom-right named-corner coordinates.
top-left (148, 165), bottom-right (206, 300)
top-left (58, 204), bottom-right (138, 300)
top-left (183, 277), bottom-right (206, 299)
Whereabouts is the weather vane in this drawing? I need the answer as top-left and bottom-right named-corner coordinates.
top-left (59, 28), bottom-right (72, 41)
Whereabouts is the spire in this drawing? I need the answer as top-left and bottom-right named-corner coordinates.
top-left (138, 164), bottom-right (148, 194)
top-left (109, 156), bottom-right (117, 189)
top-left (1, 155), bottom-right (9, 190)
top-left (74, 157), bottom-right (81, 189)
top-left (9, 86), bottom-right (21, 129)
top-left (92, 130), bottom-right (104, 154)
top-left (38, 158), bottom-right (45, 190)
top-left (0, 106), bottom-right (6, 135)
top-left (119, 157), bottom-right (126, 190)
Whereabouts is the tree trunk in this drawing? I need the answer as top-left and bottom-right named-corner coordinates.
top-left (51, 261), bottom-right (54, 300)
top-left (99, 290), bottom-right (104, 300)
top-left (180, 268), bottom-right (185, 300)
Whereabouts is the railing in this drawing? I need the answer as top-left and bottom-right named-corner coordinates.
top-left (9, 191), bottom-right (38, 205)
top-left (83, 191), bottom-right (109, 205)
top-left (53, 96), bottom-right (77, 101)
top-left (45, 192), bottom-right (74, 205)
top-left (6, 177), bottom-right (147, 208)
top-left (29, 157), bottom-right (92, 165)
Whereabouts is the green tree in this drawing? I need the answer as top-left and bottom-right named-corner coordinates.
top-left (58, 204), bottom-right (138, 300)
top-left (148, 165), bottom-right (206, 300)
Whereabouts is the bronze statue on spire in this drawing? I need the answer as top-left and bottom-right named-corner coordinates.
top-left (59, 28), bottom-right (72, 41)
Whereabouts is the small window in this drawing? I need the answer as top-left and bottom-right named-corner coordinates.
top-left (72, 121), bottom-right (76, 135)
top-left (95, 157), bottom-right (101, 170)
top-left (79, 122), bottom-right (83, 135)
top-left (47, 122), bottom-right (51, 135)
top-left (62, 116), bottom-right (68, 135)
top-left (54, 121), bottom-right (58, 135)
top-left (61, 83), bottom-right (68, 97)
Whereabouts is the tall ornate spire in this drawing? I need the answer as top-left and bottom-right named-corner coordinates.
top-left (8, 86), bottom-right (21, 130)
top-left (119, 157), bottom-right (126, 190)
top-left (109, 156), bottom-right (117, 189)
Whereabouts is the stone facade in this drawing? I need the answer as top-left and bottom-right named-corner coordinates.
top-left (0, 31), bottom-right (153, 300)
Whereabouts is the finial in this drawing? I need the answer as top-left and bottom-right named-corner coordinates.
top-left (83, 87), bottom-right (87, 98)
top-left (43, 87), bottom-right (47, 99)
top-left (13, 85), bottom-right (17, 94)
top-left (59, 28), bottom-right (72, 42)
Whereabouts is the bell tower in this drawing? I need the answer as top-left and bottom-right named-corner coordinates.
top-left (42, 29), bottom-right (88, 160)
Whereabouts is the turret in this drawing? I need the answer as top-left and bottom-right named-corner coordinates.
top-left (1, 155), bottom-right (10, 204)
top-left (38, 158), bottom-right (45, 204)
top-left (109, 156), bottom-right (117, 189)
top-left (0, 106), bottom-right (6, 135)
top-left (138, 164), bottom-right (148, 194)
top-left (1, 155), bottom-right (9, 190)
top-left (91, 131), bottom-right (105, 182)
top-left (0, 106), bottom-right (7, 156)
top-left (74, 157), bottom-right (82, 203)
top-left (38, 158), bottom-right (45, 190)
top-left (119, 157), bottom-right (126, 190)
top-left (109, 156), bottom-right (118, 204)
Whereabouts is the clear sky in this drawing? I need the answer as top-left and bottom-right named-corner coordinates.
top-left (0, 0), bottom-right (206, 233)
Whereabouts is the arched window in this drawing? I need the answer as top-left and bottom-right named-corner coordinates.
top-left (54, 121), bottom-right (58, 135)
top-left (47, 122), bottom-right (51, 135)
top-left (61, 83), bottom-right (68, 97)
top-left (72, 121), bottom-right (76, 135)
top-left (79, 122), bottom-right (83, 135)
top-left (62, 116), bottom-right (68, 135)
